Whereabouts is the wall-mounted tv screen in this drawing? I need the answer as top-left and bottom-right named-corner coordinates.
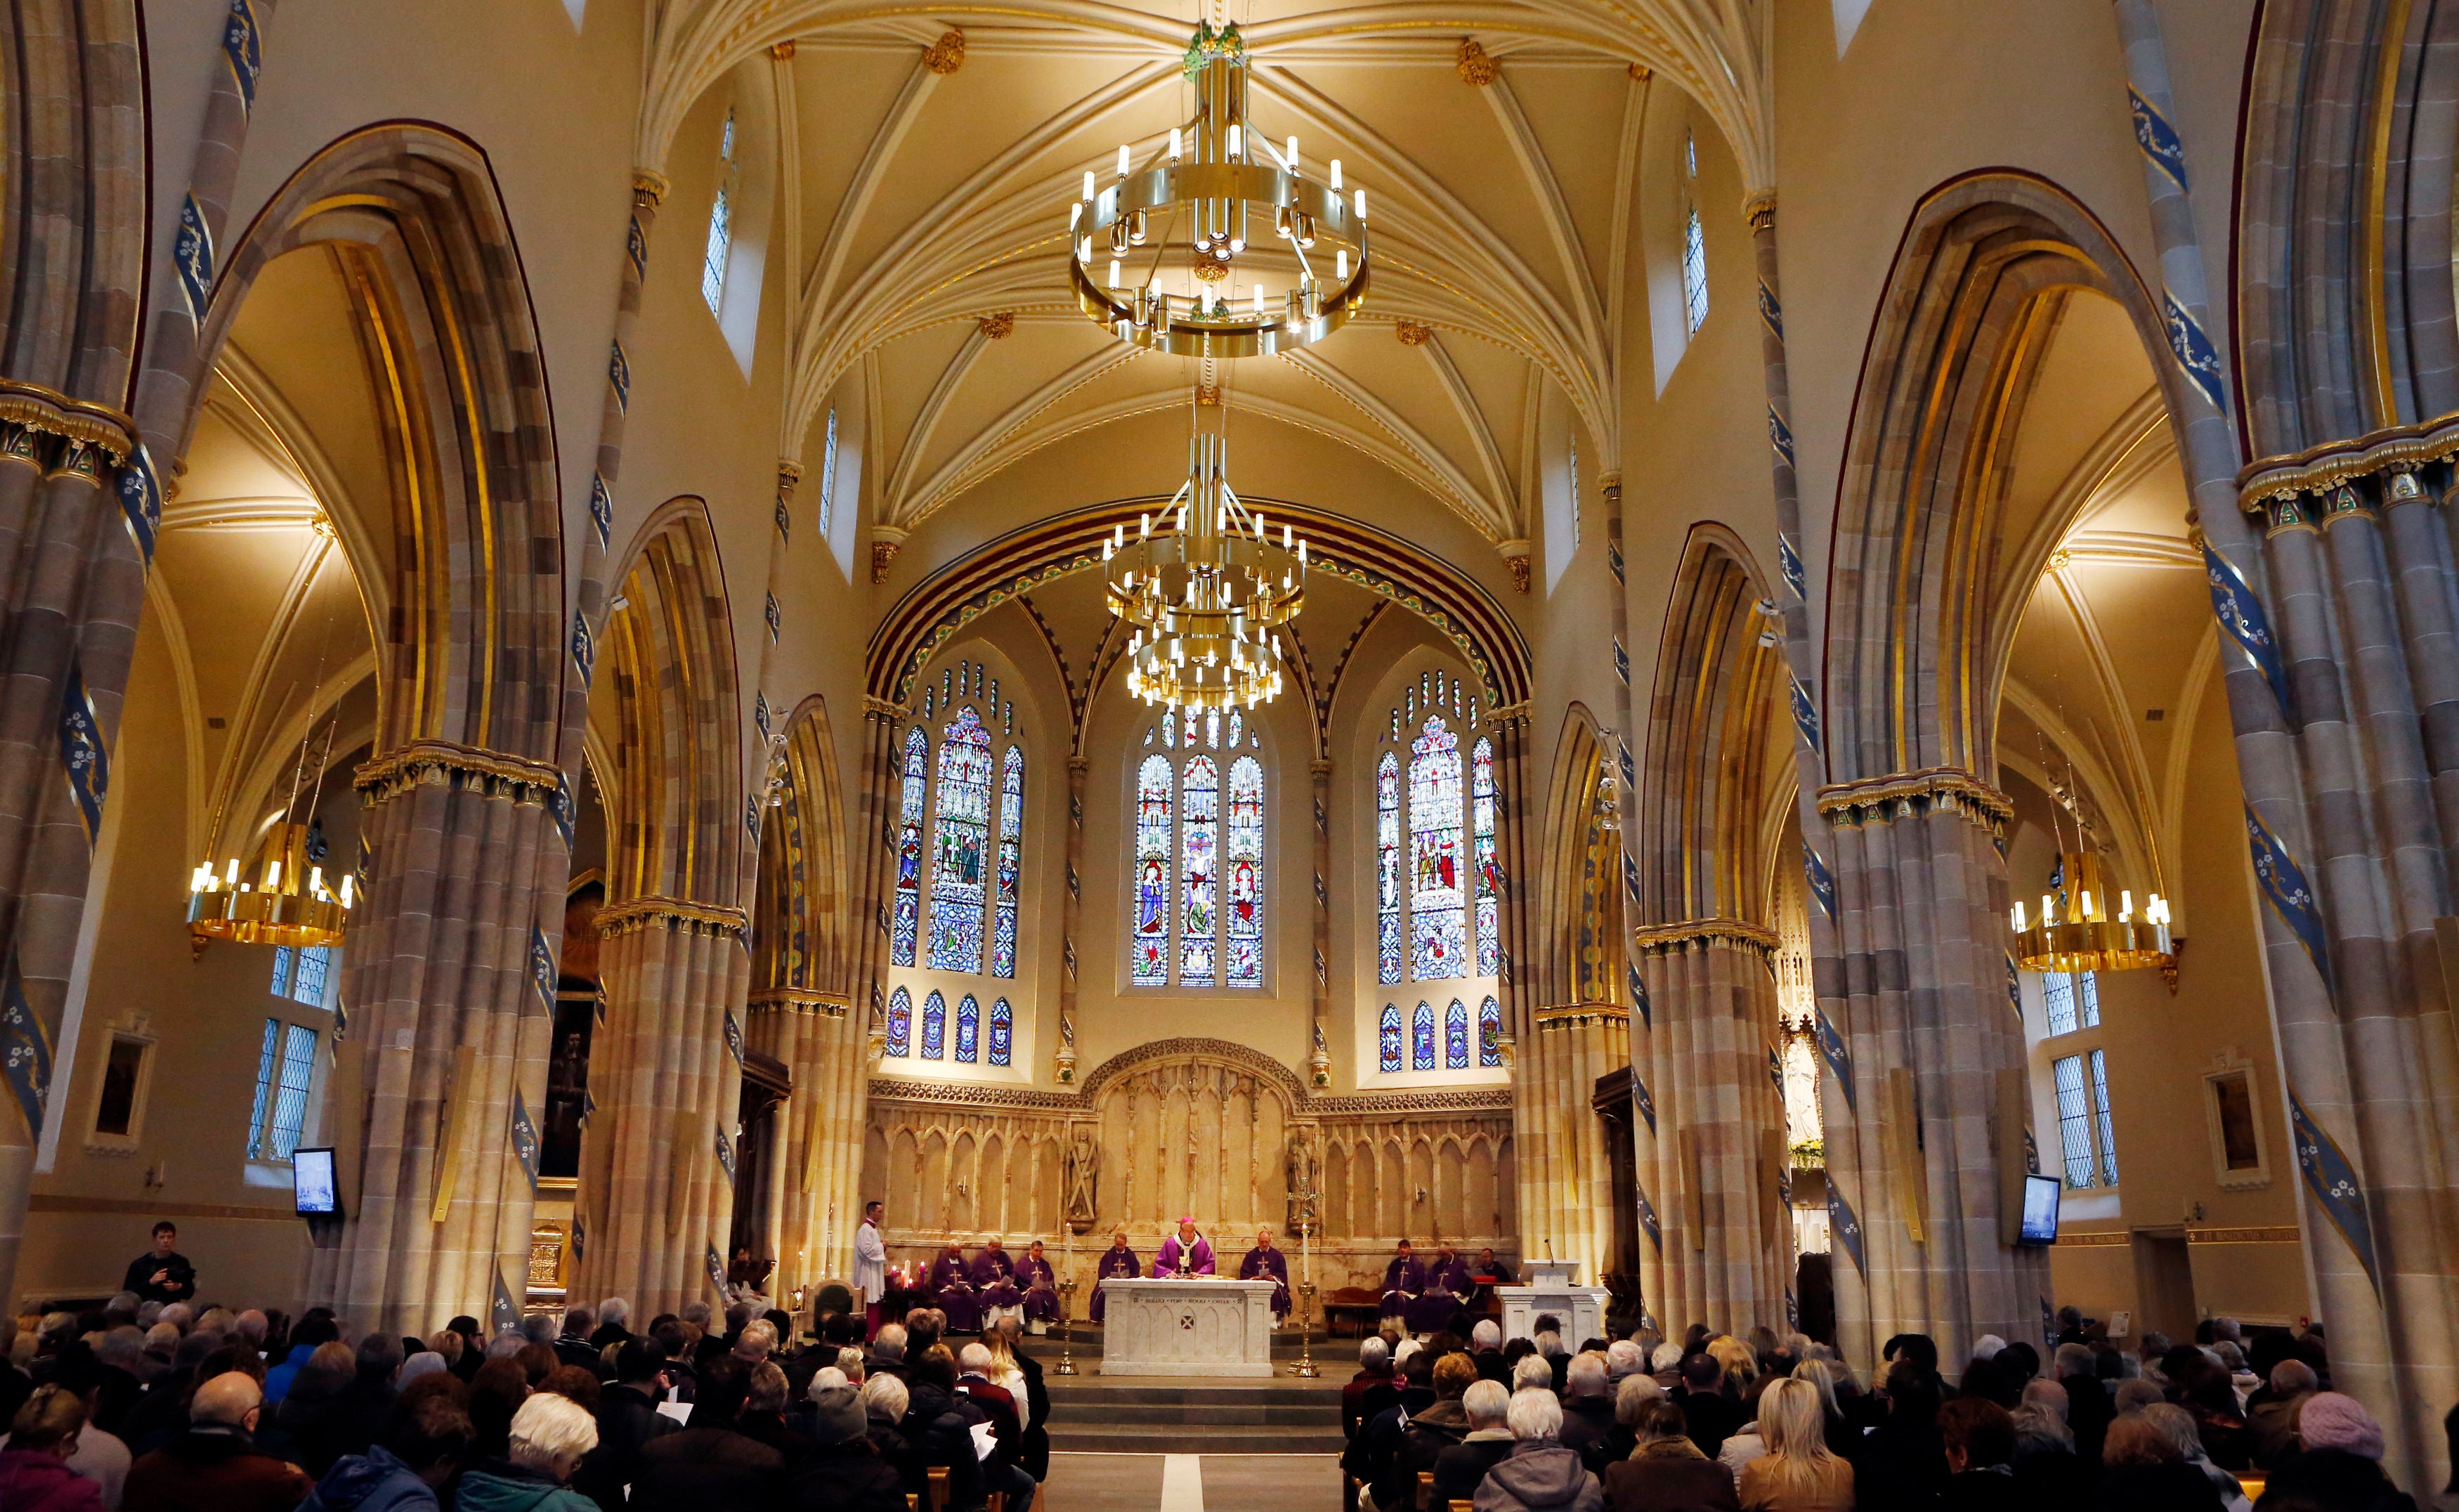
top-left (294, 1147), bottom-right (339, 1216)
top-left (2018, 1172), bottom-right (2061, 1246)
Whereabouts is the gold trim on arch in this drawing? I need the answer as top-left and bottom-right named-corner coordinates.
top-left (1629, 918), bottom-right (1780, 958)
top-left (0, 382), bottom-right (137, 460)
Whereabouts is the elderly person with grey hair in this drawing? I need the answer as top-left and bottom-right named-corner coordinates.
top-left (457, 1390), bottom-right (601, 1511)
top-left (1436, 1379), bottom-right (1518, 1504)
top-left (2250, 1357), bottom-right (2318, 1467)
top-left (1558, 1352), bottom-right (1616, 1473)
top-left (1609, 1371), bottom-right (1664, 1461)
top-left (862, 1321), bottom-right (908, 1383)
top-left (1478, 1388), bottom-right (1602, 1512)
top-left (1345, 1334), bottom-right (1398, 1443)
top-left (589, 1297), bottom-right (633, 1351)
top-left (2011, 1376), bottom-right (2093, 1504)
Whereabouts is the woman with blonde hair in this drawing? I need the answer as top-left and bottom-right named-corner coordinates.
top-left (1737, 1376), bottom-right (1853, 1511)
top-left (1790, 1359), bottom-right (1858, 1461)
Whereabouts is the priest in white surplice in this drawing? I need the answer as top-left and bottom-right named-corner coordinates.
top-left (854, 1199), bottom-right (889, 1339)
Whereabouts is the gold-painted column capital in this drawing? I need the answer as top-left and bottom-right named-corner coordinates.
top-left (632, 169), bottom-right (670, 209)
top-left (1743, 190), bottom-right (1778, 230)
top-left (769, 39), bottom-right (798, 61)
top-left (0, 382), bottom-right (137, 462)
top-left (1534, 1002), bottom-right (1631, 1031)
top-left (1308, 758), bottom-right (1334, 778)
top-left (1067, 756), bottom-right (1092, 778)
top-left (863, 696), bottom-right (909, 724)
top-left (596, 895), bottom-right (749, 938)
top-left (1816, 764), bottom-right (2011, 830)
top-left (1630, 917), bottom-right (1781, 958)
top-left (354, 739), bottom-right (566, 805)
top-left (777, 459), bottom-right (804, 489)
top-left (747, 987), bottom-right (847, 1017)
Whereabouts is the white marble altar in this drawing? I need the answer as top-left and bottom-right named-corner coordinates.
top-left (1097, 1277), bottom-right (1279, 1378)
top-left (1498, 1258), bottom-right (1607, 1345)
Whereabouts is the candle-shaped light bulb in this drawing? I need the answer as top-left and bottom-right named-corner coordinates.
top-left (2080, 889), bottom-right (2093, 919)
top-left (1282, 524), bottom-right (1293, 549)
top-left (1070, 202), bottom-right (1083, 230)
top-left (226, 859), bottom-right (240, 885)
top-left (1170, 126), bottom-right (1183, 160)
top-left (1329, 158), bottom-right (1343, 190)
top-left (1226, 124), bottom-right (1242, 158)
top-left (340, 874), bottom-right (354, 907)
top-left (1083, 169), bottom-right (1096, 202)
top-left (2042, 894), bottom-right (2054, 927)
top-left (1109, 258), bottom-right (1123, 287)
top-left (2011, 901), bottom-right (2027, 933)
top-left (311, 866), bottom-right (325, 897)
top-left (1336, 249), bottom-right (1348, 280)
top-left (2120, 889), bottom-right (2132, 921)
top-left (265, 860), bottom-right (282, 889)
top-left (1117, 143), bottom-right (1130, 178)
top-left (1354, 188), bottom-right (1367, 219)
top-left (1078, 236), bottom-right (1092, 264)
top-left (1253, 282), bottom-right (1267, 315)
top-left (1286, 136), bottom-right (1299, 173)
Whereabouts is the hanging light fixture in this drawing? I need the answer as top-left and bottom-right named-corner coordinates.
top-left (2009, 769), bottom-right (2171, 973)
top-left (1067, 18), bottom-right (1369, 356)
top-left (1104, 400), bottom-right (1305, 712)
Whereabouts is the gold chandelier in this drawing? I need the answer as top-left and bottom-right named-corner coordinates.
top-left (1068, 20), bottom-right (1370, 356)
top-left (1105, 405), bottom-right (1305, 712)
top-left (189, 819), bottom-right (354, 949)
top-left (2009, 848), bottom-right (2171, 974)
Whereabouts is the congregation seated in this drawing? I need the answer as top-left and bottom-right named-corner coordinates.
top-left (1475, 1385), bottom-right (1600, 1512)
top-left (1380, 1351), bottom-right (1478, 1510)
top-left (1435, 1379), bottom-right (1518, 1505)
top-left (1598, 1397), bottom-right (1735, 1512)
top-left (1343, 1336), bottom-right (1400, 1443)
top-left (1556, 1353), bottom-right (1616, 1475)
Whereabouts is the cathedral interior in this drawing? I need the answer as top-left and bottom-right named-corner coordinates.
top-left (4, 0), bottom-right (2458, 1496)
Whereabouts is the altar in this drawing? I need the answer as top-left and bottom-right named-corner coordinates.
top-left (1097, 1277), bottom-right (1280, 1378)
top-left (1496, 1259), bottom-right (1608, 1345)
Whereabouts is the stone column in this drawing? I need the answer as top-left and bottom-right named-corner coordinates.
top-left (745, 989), bottom-right (859, 1288)
top-left (571, 898), bottom-right (748, 1317)
top-left (1308, 758), bottom-right (1333, 1086)
top-left (1490, 708), bottom-right (1537, 1252)
top-left (1056, 757), bottom-right (1088, 1083)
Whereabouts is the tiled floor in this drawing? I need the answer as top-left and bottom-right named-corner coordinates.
top-left (1042, 1452), bottom-right (1343, 1512)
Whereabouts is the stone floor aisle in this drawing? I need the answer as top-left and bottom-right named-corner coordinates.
top-left (1041, 1452), bottom-right (1343, 1512)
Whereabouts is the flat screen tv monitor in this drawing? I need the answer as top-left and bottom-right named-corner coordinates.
top-left (2018, 1172), bottom-right (2061, 1246)
top-left (293, 1147), bottom-right (339, 1216)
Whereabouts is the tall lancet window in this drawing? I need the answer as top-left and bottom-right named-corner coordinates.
top-left (891, 729), bottom-right (927, 966)
top-left (1376, 752), bottom-right (1402, 984)
top-left (1473, 738), bottom-right (1500, 977)
top-left (929, 708), bottom-right (993, 972)
top-left (1409, 718), bottom-right (1466, 981)
top-left (885, 987), bottom-right (913, 1057)
top-left (991, 747), bottom-right (1024, 979)
top-left (1371, 672), bottom-right (1505, 1076)
top-left (1128, 708), bottom-right (1265, 989)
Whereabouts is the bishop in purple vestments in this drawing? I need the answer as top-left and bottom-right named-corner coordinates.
top-left (1408, 1244), bottom-right (1473, 1333)
top-left (1155, 1217), bottom-right (1215, 1277)
top-left (1237, 1227), bottom-right (1291, 1319)
top-left (1090, 1231), bottom-right (1140, 1323)
top-left (1019, 1239), bottom-right (1061, 1324)
top-left (972, 1237), bottom-right (1023, 1312)
top-left (1378, 1239), bottom-right (1426, 1322)
top-left (925, 1241), bottom-right (981, 1332)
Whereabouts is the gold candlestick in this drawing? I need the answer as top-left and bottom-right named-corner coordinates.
top-left (1053, 1276), bottom-right (1079, 1376)
top-left (1289, 1279), bottom-right (1320, 1377)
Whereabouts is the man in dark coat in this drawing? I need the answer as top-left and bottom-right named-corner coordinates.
top-left (573, 1338), bottom-right (680, 1509)
top-left (1433, 1381), bottom-right (1518, 1505)
top-left (629, 1357), bottom-right (786, 1512)
top-left (788, 1380), bottom-right (904, 1512)
top-left (122, 1373), bottom-right (313, 1512)
top-left (119, 1224), bottom-right (195, 1308)
top-left (554, 1309), bottom-right (609, 1379)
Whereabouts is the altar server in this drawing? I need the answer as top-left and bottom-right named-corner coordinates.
top-left (1090, 1230), bottom-right (1140, 1323)
top-left (1411, 1242), bottom-right (1473, 1333)
top-left (1156, 1216), bottom-right (1216, 1277)
top-left (1237, 1226), bottom-right (1292, 1319)
top-left (1379, 1239), bottom-right (1425, 1322)
top-left (854, 1199), bottom-right (889, 1339)
top-left (926, 1239), bottom-right (982, 1332)
top-left (1019, 1240), bottom-right (1062, 1327)
top-left (974, 1235), bottom-right (1024, 1324)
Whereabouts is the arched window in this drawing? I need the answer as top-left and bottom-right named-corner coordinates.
top-left (1412, 1002), bottom-right (1436, 1071)
top-left (1473, 738), bottom-right (1499, 977)
top-left (1446, 1000), bottom-right (1469, 1069)
top-left (991, 746), bottom-right (1024, 979)
top-left (1681, 132), bottom-right (1708, 334)
top-left (891, 729), bottom-right (927, 966)
top-left (1479, 996), bottom-right (1502, 1067)
top-left (1376, 752), bottom-right (1402, 984)
top-left (1128, 712), bottom-right (1265, 989)
top-left (1379, 1005), bottom-right (1403, 1074)
top-left (928, 708), bottom-right (993, 972)
top-left (920, 991), bottom-right (946, 1060)
top-left (988, 999), bottom-right (1012, 1067)
top-left (1409, 717), bottom-right (1466, 980)
top-left (955, 995), bottom-right (979, 1062)
top-left (702, 108), bottom-right (738, 314)
top-left (886, 987), bottom-right (913, 1057)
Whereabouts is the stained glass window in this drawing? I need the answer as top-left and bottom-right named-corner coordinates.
top-left (1377, 752), bottom-right (1402, 985)
top-left (1409, 718), bottom-right (1466, 982)
top-left (1412, 1002), bottom-right (1436, 1071)
top-left (886, 988), bottom-right (912, 1057)
top-left (1180, 755), bottom-right (1219, 986)
top-left (1472, 738), bottom-right (1500, 977)
top-left (892, 729), bottom-right (927, 966)
top-left (1379, 1005), bottom-right (1402, 1074)
top-left (2053, 1054), bottom-right (2093, 1187)
top-left (1226, 756), bottom-right (1264, 987)
top-left (988, 999), bottom-right (1012, 1067)
top-left (1446, 1000), bottom-right (1469, 1069)
top-left (955, 995), bottom-right (979, 1062)
top-left (927, 708), bottom-right (992, 972)
top-left (920, 991), bottom-right (946, 1060)
top-left (991, 746), bottom-right (1024, 979)
top-left (1479, 996), bottom-right (1502, 1067)
top-left (1133, 754), bottom-right (1173, 986)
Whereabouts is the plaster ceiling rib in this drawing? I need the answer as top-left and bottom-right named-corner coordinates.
top-left (800, 53), bottom-right (941, 322)
top-left (1999, 677), bottom-right (2156, 911)
top-left (1414, 332), bottom-right (1521, 528)
top-left (1277, 348), bottom-right (1511, 538)
top-left (1479, 72), bottom-right (1607, 395)
top-left (221, 648), bottom-right (380, 877)
top-left (2154, 621), bottom-right (2219, 931)
top-left (200, 533), bottom-right (336, 861)
top-left (2047, 563), bottom-right (2165, 892)
top-left (892, 344), bottom-right (1145, 526)
top-left (771, 44), bottom-right (806, 455)
top-left (781, 60), bottom-right (1181, 461)
top-left (1605, 65), bottom-right (1646, 358)
top-left (141, 568), bottom-right (209, 868)
top-left (882, 327), bottom-right (992, 511)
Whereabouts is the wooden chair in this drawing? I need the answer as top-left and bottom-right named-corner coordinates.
top-left (2238, 1473), bottom-right (2266, 1502)
top-left (1416, 1471), bottom-right (1435, 1510)
top-left (926, 1466), bottom-right (951, 1512)
top-left (1343, 1471), bottom-right (1365, 1512)
top-left (907, 1499), bottom-right (920, 1512)
top-left (1325, 1286), bottom-right (1381, 1338)
top-left (1450, 1501), bottom-right (1476, 1512)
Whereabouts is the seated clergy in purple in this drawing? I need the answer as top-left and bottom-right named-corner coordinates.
top-left (925, 1239), bottom-right (981, 1332)
top-left (1378, 1238), bottom-right (1426, 1322)
top-left (1019, 1239), bottom-right (1061, 1324)
top-left (1090, 1230), bottom-right (1140, 1323)
top-left (1155, 1216), bottom-right (1216, 1277)
top-left (1237, 1227), bottom-right (1291, 1319)
top-left (972, 1235), bottom-right (1022, 1315)
top-left (1408, 1242), bottom-right (1473, 1333)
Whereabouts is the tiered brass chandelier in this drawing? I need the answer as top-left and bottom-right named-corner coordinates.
top-left (1067, 18), bottom-right (1369, 356)
top-left (1104, 401), bottom-right (1305, 712)
top-left (2009, 771), bottom-right (2172, 974)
